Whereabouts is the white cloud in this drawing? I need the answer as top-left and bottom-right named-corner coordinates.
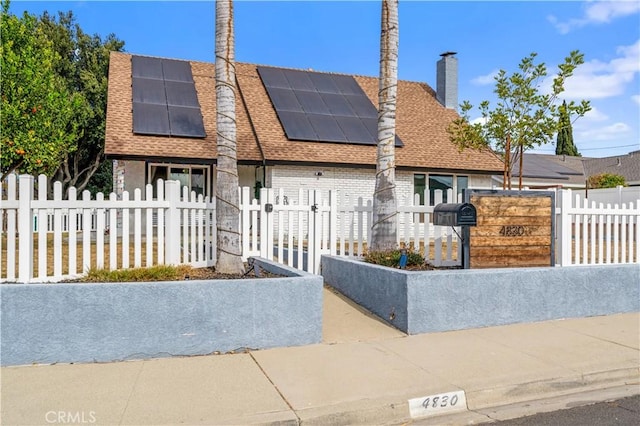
top-left (632, 94), bottom-right (640, 105)
top-left (582, 106), bottom-right (609, 122)
top-left (470, 116), bottom-right (487, 126)
top-left (471, 69), bottom-right (499, 86)
top-left (554, 39), bottom-right (640, 100)
top-left (548, 0), bottom-right (640, 34)
top-left (575, 121), bottom-right (632, 142)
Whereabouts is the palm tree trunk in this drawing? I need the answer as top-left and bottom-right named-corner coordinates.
top-left (215, 0), bottom-right (244, 274)
top-left (370, 0), bottom-right (399, 252)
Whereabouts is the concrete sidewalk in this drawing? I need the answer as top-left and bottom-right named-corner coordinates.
top-left (1, 287), bottom-right (639, 425)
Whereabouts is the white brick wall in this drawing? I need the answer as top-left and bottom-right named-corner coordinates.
top-left (268, 165), bottom-right (493, 203)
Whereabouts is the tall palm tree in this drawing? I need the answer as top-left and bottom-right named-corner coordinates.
top-left (215, 0), bottom-right (244, 273)
top-left (370, 0), bottom-right (399, 251)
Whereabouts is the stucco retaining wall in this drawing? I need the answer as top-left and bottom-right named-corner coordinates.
top-left (321, 256), bottom-right (639, 334)
top-left (1, 258), bottom-right (323, 366)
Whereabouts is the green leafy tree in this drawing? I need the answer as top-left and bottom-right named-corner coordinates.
top-left (37, 10), bottom-right (124, 195)
top-left (588, 173), bottom-right (626, 189)
top-left (448, 51), bottom-right (591, 189)
top-left (555, 100), bottom-right (580, 156)
top-left (1, 0), bottom-right (83, 180)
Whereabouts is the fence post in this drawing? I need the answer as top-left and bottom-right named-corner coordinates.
top-left (259, 188), bottom-right (273, 259)
top-left (18, 174), bottom-right (34, 283)
top-left (165, 180), bottom-right (181, 265)
top-left (329, 190), bottom-right (337, 256)
top-left (241, 187), bottom-right (250, 260)
top-left (557, 189), bottom-right (573, 266)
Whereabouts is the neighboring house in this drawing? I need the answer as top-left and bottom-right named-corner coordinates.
top-left (583, 150), bottom-right (640, 187)
top-left (504, 153), bottom-right (587, 189)
top-left (501, 151), bottom-right (640, 190)
top-left (105, 51), bottom-right (503, 205)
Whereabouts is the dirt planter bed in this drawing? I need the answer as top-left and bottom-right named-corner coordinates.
top-left (321, 255), bottom-right (639, 334)
top-left (1, 258), bottom-right (323, 366)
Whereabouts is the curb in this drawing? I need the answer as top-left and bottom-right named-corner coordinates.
top-left (269, 368), bottom-right (640, 425)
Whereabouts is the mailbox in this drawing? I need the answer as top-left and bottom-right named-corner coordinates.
top-left (433, 203), bottom-right (477, 227)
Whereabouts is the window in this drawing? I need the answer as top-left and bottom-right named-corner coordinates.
top-left (429, 175), bottom-right (453, 205)
top-left (414, 174), bottom-right (426, 204)
top-left (413, 173), bottom-right (469, 206)
top-left (456, 176), bottom-right (468, 201)
top-left (148, 163), bottom-right (210, 198)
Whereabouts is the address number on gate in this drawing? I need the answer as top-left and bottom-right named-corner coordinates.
top-left (499, 225), bottom-right (533, 237)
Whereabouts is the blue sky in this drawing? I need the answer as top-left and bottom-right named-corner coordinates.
top-left (11, 0), bottom-right (640, 158)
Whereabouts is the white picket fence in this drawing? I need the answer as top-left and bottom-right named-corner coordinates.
top-left (556, 188), bottom-right (640, 266)
top-left (1, 175), bottom-right (461, 282)
top-left (2, 174), bottom-right (639, 283)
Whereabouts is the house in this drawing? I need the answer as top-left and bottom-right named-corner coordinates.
top-left (583, 151), bottom-right (640, 187)
top-left (105, 51), bottom-right (504, 205)
top-left (505, 153), bottom-right (587, 189)
top-left (503, 151), bottom-right (640, 190)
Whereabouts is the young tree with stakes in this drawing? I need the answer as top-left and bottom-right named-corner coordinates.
top-left (215, 0), bottom-right (244, 274)
top-left (448, 51), bottom-right (591, 190)
top-left (370, 0), bottom-right (399, 251)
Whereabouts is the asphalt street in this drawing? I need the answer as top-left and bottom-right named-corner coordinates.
top-left (488, 394), bottom-right (640, 425)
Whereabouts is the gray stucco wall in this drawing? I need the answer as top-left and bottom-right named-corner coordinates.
top-left (322, 256), bottom-right (640, 334)
top-left (1, 258), bottom-right (323, 366)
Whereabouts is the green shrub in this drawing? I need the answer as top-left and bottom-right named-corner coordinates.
top-left (588, 173), bottom-right (627, 189)
top-left (364, 248), bottom-right (424, 268)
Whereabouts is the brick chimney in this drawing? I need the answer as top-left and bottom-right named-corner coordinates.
top-left (436, 51), bottom-right (458, 110)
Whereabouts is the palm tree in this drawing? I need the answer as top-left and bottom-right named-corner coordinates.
top-left (215, 0), bottom-right (244, 274)
top-left (370, 0), bottom-right (399, 251)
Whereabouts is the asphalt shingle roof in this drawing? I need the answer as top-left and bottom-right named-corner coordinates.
top-left (583, 151), bottom-right (640, 184)
top-left (105, 52), bottom-right (504, 174)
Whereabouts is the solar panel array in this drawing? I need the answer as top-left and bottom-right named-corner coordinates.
top-left (257, 66), bottom-right (402, 146)
top-left (131, 56), bottom-right (206, 138)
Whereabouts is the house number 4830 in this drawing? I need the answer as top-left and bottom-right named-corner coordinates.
top-left (499, 225), bottom-right (531, 237)
top-left (408, 390), bottom-right (467, 418)
top-left (422, 394), bottom-right (459, 409)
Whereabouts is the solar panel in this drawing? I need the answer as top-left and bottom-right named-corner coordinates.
top-left (162, 59), bottom-right (193, 82)
top-left (332, 74), bottom-right (364, 95)
top-left (283, 69), bottom-right (315, 91)
top-left (257, 67), bottom-right (290, 89)
top-left (295, 91), bottom-right (330, 115)
top-left (308, 73), bottom-right (340, 93)
top-left (345, 95), bottom-right (378, 118)
top-left (266, 87), bottom-right (303, 112)
top-left (133, 102), bottom-right (170, 135)
top-left (257, 66), bottom-right (404, 147)
top-left (132, 78), bottom-right (167, 104)
top-left (131, 55), bottom-right (206, 138)
top-left (320, 93), bottom-right (356, 116)
top-left (277, 111), bottom-right (317, 141)
top-left (165, 81), bottom-right (199, 107)
top-left (168, 106), bottom-right (206, 138)
top-left (307, 114), bottom-right (348, 143)
top-left (335, 116), bottom-right (372, 144)
top-left (132, 56), bottom-right (163, 80)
